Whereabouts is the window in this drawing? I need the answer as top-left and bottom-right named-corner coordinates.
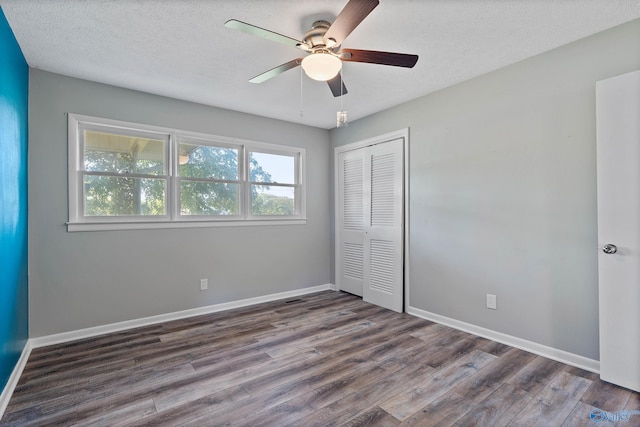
top-left (177, 139), bottom-right (241, 217)
top-left (68, 114), bottom-right (305, 231)
top-left (80, 124), bottom-right (169, 218)
top-left (249, 150), bottom-right (298, 217)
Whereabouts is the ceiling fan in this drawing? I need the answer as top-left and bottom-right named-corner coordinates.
top-left (225, 0), bottom-right (419, 97)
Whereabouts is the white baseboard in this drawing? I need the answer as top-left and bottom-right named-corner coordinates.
top-left (407, 305), bottom-right (600, 374)
top-left (0, 340), bottom-right (33, 421)
top-left (31, 284), bottom-right (335, 349)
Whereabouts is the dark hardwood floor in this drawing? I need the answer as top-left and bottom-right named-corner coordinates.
top-left (1, 291), bottom-right (638, 426)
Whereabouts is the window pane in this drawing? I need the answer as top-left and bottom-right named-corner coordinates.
top-left (180, 181), bottom-right (239, 216)
top-left (84, 130), bottom-right (165, 175)
top-left (250, 152), bottom-right (295, 184)
top-left (84, 175), bottom-right (166, 216)
top-left (179, 144), bottom-right (238, 180)
top-left (251, 185), bottom-right (295, 216)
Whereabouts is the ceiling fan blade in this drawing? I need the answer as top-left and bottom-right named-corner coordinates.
top-left (249, 58), bottom-right (302, 84)
top-left (340, 48), bottom-right (419, 68)
top-left (225, 19), bottom-right (309, 50)
top-left (323, 0), bottom-right (379, 47)
top-left (327, 74), bottom-right (348, 97)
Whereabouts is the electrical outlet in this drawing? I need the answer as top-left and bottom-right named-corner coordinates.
top-left (200, 278), bottom-right (208, 291)
top-left (487, 294), bottom-right (498, 310)
top-left (486, 294), bottom-right (497, 310)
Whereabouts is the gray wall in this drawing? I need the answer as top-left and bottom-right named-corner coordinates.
top-left (29, 70), bottom-right (331, 337)
top-left (330, 19), bottom-right (640, 360)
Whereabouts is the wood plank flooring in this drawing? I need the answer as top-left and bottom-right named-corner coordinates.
top-left (2, 291), bottom-right (638, 426)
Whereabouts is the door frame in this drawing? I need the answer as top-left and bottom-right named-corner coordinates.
top-left (596, 70), bottom-right (640, 392)
top-left (334, 128), bottom-right (410, 311)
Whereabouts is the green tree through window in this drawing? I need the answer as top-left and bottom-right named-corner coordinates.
top-left (84, 142), bottom-right (293, 217)
top-left (84, 144), bottom-right (166, 216)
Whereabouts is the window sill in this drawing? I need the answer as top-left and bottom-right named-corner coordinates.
top-left (66, 219), bottom-right (307, 232)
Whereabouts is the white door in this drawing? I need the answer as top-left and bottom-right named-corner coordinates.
top-left (337, 137), bottom-right (404, 312)
top-left (596, 69), bottom-right (640, 392)
top-left (337, 148), bottom-right (365, 296)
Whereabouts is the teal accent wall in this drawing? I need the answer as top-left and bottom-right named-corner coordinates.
top-left (0, 6), bottom-right (29, 391)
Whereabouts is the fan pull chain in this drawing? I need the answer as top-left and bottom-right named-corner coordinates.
top-left (299, 64), bottom-right (304, 119)
top-left (341, 69), bottom-right (343, 104)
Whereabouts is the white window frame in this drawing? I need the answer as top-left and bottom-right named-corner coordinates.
top-left (71, 120), bottom-right (172, 223)
top-left (68, 114), bottom-right (306, 232)
top-left (246, 147), bottom-right (303, 220)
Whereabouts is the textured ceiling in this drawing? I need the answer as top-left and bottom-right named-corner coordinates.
top-left (2, 0), bottom-right (640, 129)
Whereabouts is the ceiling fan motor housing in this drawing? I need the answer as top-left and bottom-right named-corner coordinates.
top-left (303, 20), bottom-right (335, 50)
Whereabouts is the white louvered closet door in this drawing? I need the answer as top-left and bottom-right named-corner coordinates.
top-left (337, 149), bottom-right (366, 296)
top-left (337, 137), bottom-right (404, 312)
top-left (363, 138), bottom-right (404, 312)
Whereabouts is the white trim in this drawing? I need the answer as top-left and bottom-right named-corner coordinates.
top-left (407, 305), bottom-right (600, 374)
top-left (333, 128), bottom-right (410, 309)
top-left (67, 218), bottom-right (307, 232)
top-left (30, 284), bottom-right (334, 348)
top-left (68, 113), bottom-right (81, 222)
top-left (334, 128), bottom-right (409, 154)
top-left (0, 340), bottom-right (32, 420)
top-left (403, 130), bottom-right (410, 312)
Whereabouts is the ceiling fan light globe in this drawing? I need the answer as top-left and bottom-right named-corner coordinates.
top-left (301, 53), bottom-right (342, 81)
